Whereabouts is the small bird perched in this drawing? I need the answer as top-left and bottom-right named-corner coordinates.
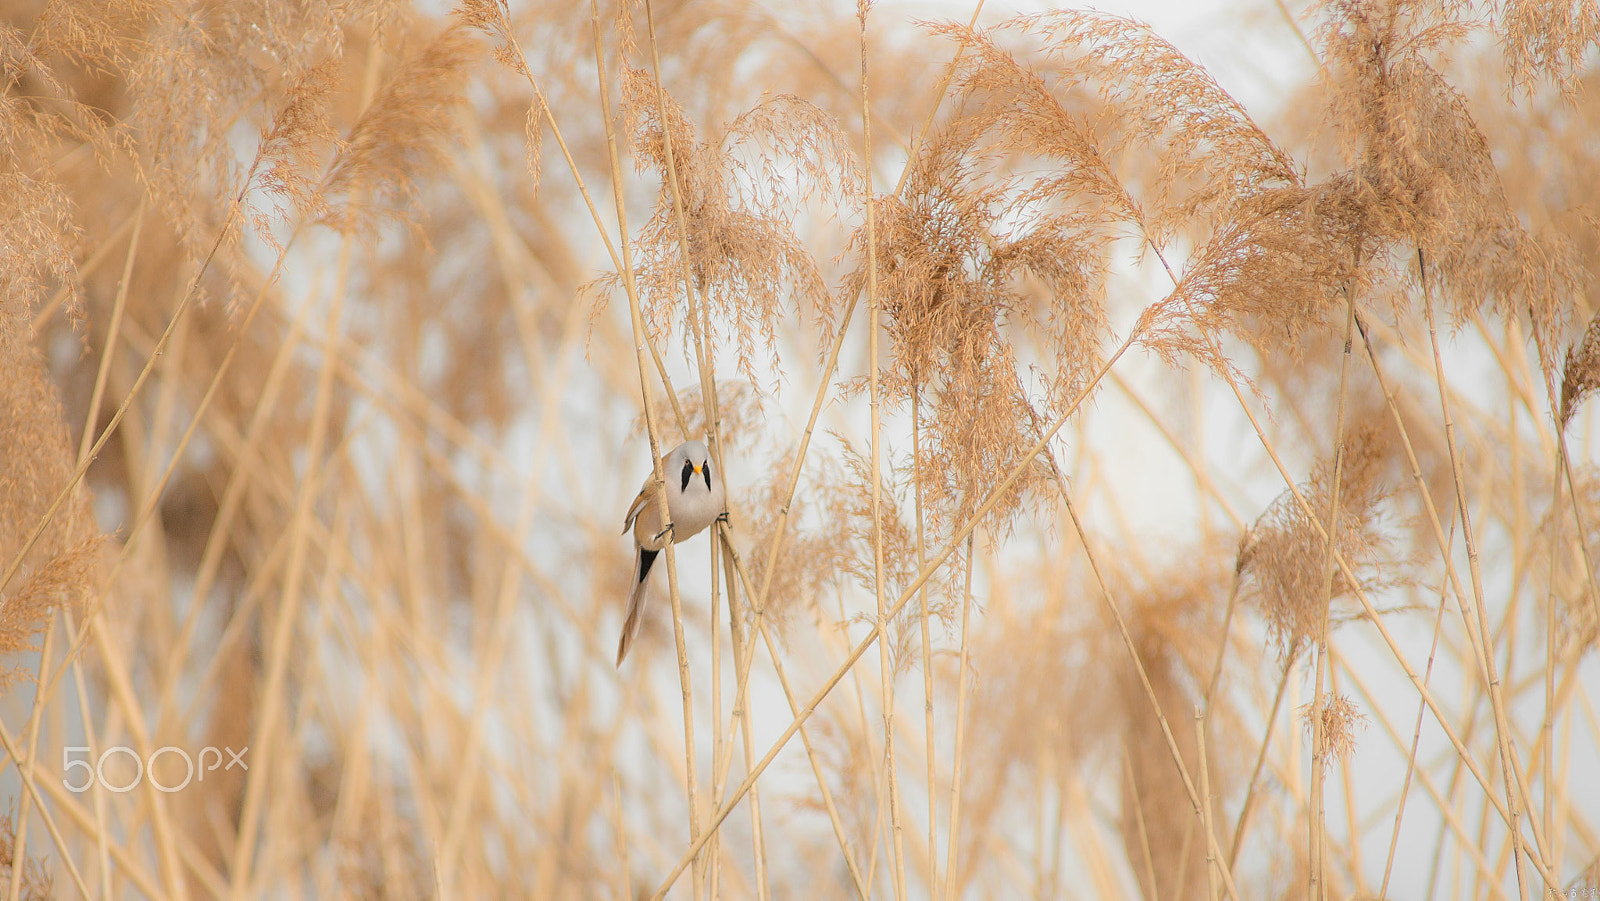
top-left (617, 439), bottom-right (726, 666)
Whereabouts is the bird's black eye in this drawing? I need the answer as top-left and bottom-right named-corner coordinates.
top-left (702, 462), bottom-right (713, 491)
top-left (681, 459), bottom-right (693, 493)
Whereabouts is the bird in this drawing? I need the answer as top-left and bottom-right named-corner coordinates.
top-left (617, 439), bottom-right (726, 666)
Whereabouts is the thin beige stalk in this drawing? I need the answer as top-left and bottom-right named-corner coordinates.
top-left (227, 183), bottom-right (354, 901)
top-left (588, 5), bottom-right (703, 894)
top-left (24, 115), bottom-right (354, 832)
top-left (270, 500), bottom-right (351, 886)
top-left (1309, 292), bottom-right (1357, 901)
top-left (1227, 648), bottom-right (1296, 868)
top-left (1419, 253), bottom-right (1533, 898)
top-left (1120, 747), bottom-right (1161, 900)
top-left (25, 215), bottom-right (253, 901)
top-left (611, 770), bottom-right (634, 900)
top-left (1527, 314), bottom-right (1600, 871)
top-left (435, 184), bottom-right (590, 890)
top-left (0, 207), bottom-right (232, 606)
top-left (1193, 574), bottom-right (1241, 896)
top-left (75, 203), bottom-right (143, 467)
top-left (856, 6), bottom-right (908, 899)
top-left (0, 709), bottom-right (167, 897)
top-left (1033, 746), bottom-right (1047, 894)
top-left (1552, 409), bottom-right (1600, 632)
top-left (1379, 516), bottom-right (1457, 898)
top-left (156, 274), bottom-right (313, 706)
top-left (227, 42), bottom-right (389, 894)
top-left (1023, 394), bottom-right (1244, 899)
top-left (489, 6), bottom-right (629, 281)
top-left (707, 533), bottom-right (725, 900)
top-left (720, 4), bottom-right (987, 773)
top-left (1542, 443), bottom-right (1560, 867)
top-left (1110, 370), bottom-right (1246, 530)
top-left (29, 211), bottom-right (140, 334)
top-left (138, 276), bottom-right (191, 519)
top-left (10, 617), bottom-right (60, 900)
top-left (314, 672), bottom-right (375, 898)
top-left (1173, 792), bottom-right (1199, 890)
top-left (1329, 663), bottom-right (1369, 896)
top-left (634, 0), bottom-right (765, 889)
top-left (1165, 269), bottom-right (1558, 892)
top-left (859, 591), bottom-right (886, 892)
top-left (0, 705), bottom-right (93, 899)
top-left (911, 383), bottom-right (938, 895)
top-left (1553, 691), bottom-right (1574, 873)
top-left (942, 534), bottom-right (976, 901)
top-left (1245, 401), bottom-right (1564, 893)
top-left (719, 533), bottom-right (774, 899)
top-left (1050, 469), bottom-right (1242, 901)
top-left (1196, 711), bottom-right (1219, 901)
top-left (63, 201), bottom-right (144, 901)
top-left (1332, 644), bottom-right (1512, 901)
top-left (1269, 0), bottom-right (1321, 68)
top-left (718, 537), bottom-right (872, 899)
top-left (62, 609), bottom-right (112, 900)
top-left (1202, 579), bottom-right (1241, 715)
top-left (649, 323), bottom-right (1149, 901)
top-left (1225, 331), bottom-right (1564, 891)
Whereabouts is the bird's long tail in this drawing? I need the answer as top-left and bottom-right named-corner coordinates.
top-left (616, 547), bottom-right (659, 666)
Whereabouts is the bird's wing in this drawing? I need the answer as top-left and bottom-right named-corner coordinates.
top-left (622, 478), bottom-right (654, 533)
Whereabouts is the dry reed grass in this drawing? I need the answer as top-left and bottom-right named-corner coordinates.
top-left (0, 0), bottom-right (1597, 898)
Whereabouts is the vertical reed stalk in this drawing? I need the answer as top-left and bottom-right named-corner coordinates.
top-left (1309, 291), bottom-right (1357, 901)
top-left (856, 5), bottom-right (907, 898)
top-left (1419, 252), bottom-right (1532, 898)
top-left (590, 7), bottom-right (705, 892)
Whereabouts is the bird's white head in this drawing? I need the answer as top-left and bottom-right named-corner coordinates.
top-left (668, 439), bottom-right (714, 497)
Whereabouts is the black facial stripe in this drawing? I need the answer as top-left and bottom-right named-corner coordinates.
top-left (681, 460), bottom-right (693, 493)
top-left (702, 462), bottom-right (712, 491)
